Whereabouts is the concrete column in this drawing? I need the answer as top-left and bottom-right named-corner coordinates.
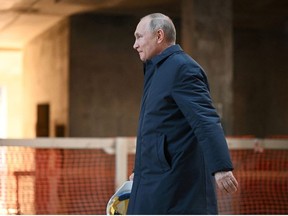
top-left (181, 0), bottom-right (233, 134)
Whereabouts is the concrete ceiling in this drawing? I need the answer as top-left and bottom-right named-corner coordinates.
top-left (0, 0), bottom-right (86, 49)
top-left (0, 0), bottom-right (287, 49)
top-left (0, 0), bottom-right (176, 49)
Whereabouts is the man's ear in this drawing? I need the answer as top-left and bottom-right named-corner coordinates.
top-left (156, 29), bottom-right (165, 43)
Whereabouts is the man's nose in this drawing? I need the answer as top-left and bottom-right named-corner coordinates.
top-left (133, 41), bottom-right (138, 50)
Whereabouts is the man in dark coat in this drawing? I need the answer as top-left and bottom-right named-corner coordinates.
top-left (127, 13), bottom-right (238, 215)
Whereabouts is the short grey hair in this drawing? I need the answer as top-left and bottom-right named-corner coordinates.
top-left (142, 13), bottom-right (176, 44)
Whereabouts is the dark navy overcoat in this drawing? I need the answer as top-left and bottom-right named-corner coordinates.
top-left (127, 45), bottom-right (233, 215)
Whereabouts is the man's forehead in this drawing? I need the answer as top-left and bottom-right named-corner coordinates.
top-left (136, 18), bottom-right (148, 30)
top-left (134, 19), bottom-right (149, 35)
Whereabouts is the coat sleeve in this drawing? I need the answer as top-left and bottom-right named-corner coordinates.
top-left (171, 63), bottom-right (233, 175)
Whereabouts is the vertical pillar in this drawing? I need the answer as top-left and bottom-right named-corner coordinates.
top-left (181, 0), bottom-right (233, 134)
top-left (115, 137), bottom-right (128, 190)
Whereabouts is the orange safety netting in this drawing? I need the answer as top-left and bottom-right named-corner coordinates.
top-left (0, 145), bottom-right (287, 214)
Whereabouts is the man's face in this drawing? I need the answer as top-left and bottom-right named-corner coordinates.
top-left (133, 18), bottom-right (159, 62)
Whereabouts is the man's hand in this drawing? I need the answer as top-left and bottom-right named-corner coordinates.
top-left (215, 171), bottom-right (238, 194)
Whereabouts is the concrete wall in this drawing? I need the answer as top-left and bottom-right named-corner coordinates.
top-left (20, 3), bottom-right (288, 138)
top-left (181, 0), bottom-right (233, 134)
top-left (233, 28), bottom-right (288, 137)
top-left (23, 19), bottom-right (69, 137)
top-left (0, 50), bottom-right (23, 138)
top-left (69, 14), bottom-right (143, 137)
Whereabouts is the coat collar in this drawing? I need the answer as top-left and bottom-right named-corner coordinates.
top-left (149, 44), bottom-right (183, 66)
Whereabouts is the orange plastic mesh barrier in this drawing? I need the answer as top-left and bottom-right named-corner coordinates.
top-left (0, 147), bottom-right (115, 215)
top-left (1, 141), bottom-right (288, 214)
top-left (217, 149), bottom-right (288, 214)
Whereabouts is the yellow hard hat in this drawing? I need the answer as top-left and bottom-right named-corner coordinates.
top-left (106, 181), bottom-right (133, 215)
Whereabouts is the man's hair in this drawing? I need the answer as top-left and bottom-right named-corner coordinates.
top-left (143, 13), bottom-right (176, 44)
